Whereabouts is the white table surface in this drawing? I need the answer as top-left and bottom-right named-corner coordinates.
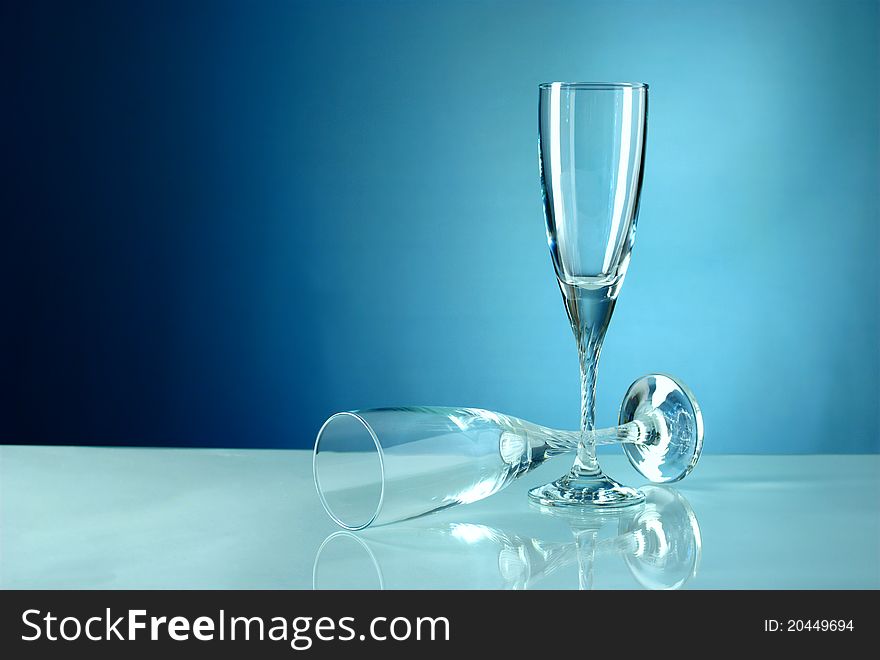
top-left (1, 446), bottom-right (877, 589)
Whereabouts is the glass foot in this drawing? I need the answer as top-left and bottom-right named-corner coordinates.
top-left (619, 373), bottom-right (704, 483)
top-left (528, 471), bottom-right (645, 509)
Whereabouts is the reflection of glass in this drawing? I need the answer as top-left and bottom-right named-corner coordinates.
top-left (314, 374), bottom-right (703, 530)
top-left (313, 486), bottom-right (701, 590)
top-left (532, 486), bottom-right (701, 590)
top-left (534, 81), bottom-right (667, 508)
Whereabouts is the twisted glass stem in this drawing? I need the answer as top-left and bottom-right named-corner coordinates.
top-left (574, 328), bottom-right (602, 474)
top-left (551, 279), bottom-right (618, 482)
top-left (512, 412), bottom-right (654, 468)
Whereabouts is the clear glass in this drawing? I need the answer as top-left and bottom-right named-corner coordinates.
top-left (313, 485), bottom-right (701, 590)
top-left (313, 373), bottom-right (702, 529)
top-left (532, 81), bottom-right (652, 508)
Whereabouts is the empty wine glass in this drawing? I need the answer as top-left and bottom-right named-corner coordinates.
top-left (533, 81), bottom-right (683, 508)
top-left (313, 373), bottom-right (702, 530)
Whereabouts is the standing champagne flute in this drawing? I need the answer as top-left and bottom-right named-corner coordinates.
top-left (532, 82), bottom-right (661, 507)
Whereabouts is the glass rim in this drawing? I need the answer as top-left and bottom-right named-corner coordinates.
top-left (538, 81), bottom-right (648, 91)
top-left (312, 411), bottom-right (386, 531)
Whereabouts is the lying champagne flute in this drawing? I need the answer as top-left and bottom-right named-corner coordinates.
top-left (313, 373), bottom-right (703, 530)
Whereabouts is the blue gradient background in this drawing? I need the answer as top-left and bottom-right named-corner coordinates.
top-left (3, 0), bottom-right (878, 452)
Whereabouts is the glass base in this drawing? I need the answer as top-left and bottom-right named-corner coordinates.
top-left (619, 373), bottom-right (704, 483)
top-left (528, 470), bottom-right (645, 509)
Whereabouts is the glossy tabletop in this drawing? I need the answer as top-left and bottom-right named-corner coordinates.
top-left (1, 446), bottom-right (878, 589)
